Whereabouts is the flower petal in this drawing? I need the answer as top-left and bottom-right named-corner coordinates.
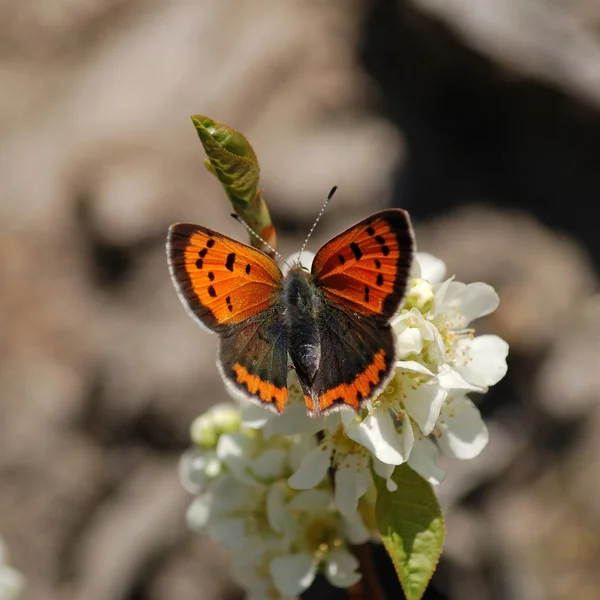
top-left (372, 458), bottom-right (397, 491)
top-left (250, 449), bottom-right (287, 481)
top-left (325, 548), bottom-right (362, 588)
top-left (395, 327), bottom-right (423, 357)
top-left (215, 433), bottom-right (257, 485)
top-left (416, 252), bottom-right (447, 284)
top-left (210, 475), bottom-right (260, 513)
top-left (0, 565), bottom-right (24, 600)
top-left (288, 444), bottom-right (331, 489)
top-left (407, 438), bottom-right (445, 485)
top-left (207, 517), bottom-right (247, 549)
top-left (179, 450), bottom-right (209, 493)
top-left (403, 379), bottom-right (448, 436)
top-left (342, 410), bottom-right (412, 465)
top-left (437, 363), bottom-right (484, 392)
top-left (288, 435), bottom-right (319, 472)
top-left (436, 396), bottom-right (489, 459)
top-left (240, 403), bottom-right (272, 430)
top-left (267, 401), bottom-right (325, 436)
top-left (270, 553), bottom-right (317, 596)
top-left (396, 360), bottom-right (435, 377)
top-left (342, 512), bottom-right (371, 544)
top-left (266, 483), bottom-right (287, 534)
top-left (454, 335), bottom-right (509, 388)
top-left (334, 454), bottom-right (369, 515)
top-left (186, 495), bottom-right (212, 531)
top-left (436, 282), bottom-right (500, 327)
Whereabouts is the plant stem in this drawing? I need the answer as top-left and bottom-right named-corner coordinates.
top-left (348, 542), bottom-right (386, 600)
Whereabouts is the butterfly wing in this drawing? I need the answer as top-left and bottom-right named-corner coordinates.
top-left (302, 303), bottom-right (396, 414)
top-left (218, 309), bottom-right (289, 413)
top-left (304, 209), bottom-right (415, 413)
top-left (311, 209), bottom-right (415, 319)
top-left (167, 224), bottom-right (289, 412)
top-left (167, 223), bottom-right (283, 332)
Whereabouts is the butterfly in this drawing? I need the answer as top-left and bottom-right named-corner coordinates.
top-left (166, 209), bottom-right (415, 415)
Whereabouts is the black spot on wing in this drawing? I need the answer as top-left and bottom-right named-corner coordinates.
top-left (376, 273), bottom-right (383, 286)
top-left (208, 271), bottom-right (215, 281)
top-left (245, 264), bottom-right (251, 274)
top-left (366, 226), bottom-right (375, 236)
top-left (206, 239), bottom-right (215, 248)
top-left (350, 242), bottom-right (362, 260)
top-left (365, 286), bottom-right (370, 303)
top-left (208, 285), bottom-right (217, 298)
top-left (196, 259), bottom-right (203, 269)
top-left (199, 248), bottom-right (207, 258)
top-left (226, 253), bottom-right (236, 272)
top-left (338, 254), bottom-right (345, 265)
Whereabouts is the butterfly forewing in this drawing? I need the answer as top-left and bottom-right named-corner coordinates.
top-left (167, 223), bottom-right (283, 332)
top-left (311, 209), bottom-right (414, 319)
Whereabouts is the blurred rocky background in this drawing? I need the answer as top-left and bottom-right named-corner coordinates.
top-left (1, 0), bottom-right (599, 599)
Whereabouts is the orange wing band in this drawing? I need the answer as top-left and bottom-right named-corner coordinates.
top-left (316, 349), bottom-right (387, 412)
top-left (232, 363), bottom-right (288, 413)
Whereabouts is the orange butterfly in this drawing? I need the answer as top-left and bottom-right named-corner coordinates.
top-left (166, 210), bottom-right (414, 415)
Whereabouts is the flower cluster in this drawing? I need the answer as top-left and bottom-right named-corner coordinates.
top-left (181, 404), bottom-right (373, 599)
top-left (0, 538), bottom-right (24, 600)
top-left (180, 252), bottom-right (508, 598)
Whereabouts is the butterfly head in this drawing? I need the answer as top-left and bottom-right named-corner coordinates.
top-left (282, 250), bottom-right (314, 275)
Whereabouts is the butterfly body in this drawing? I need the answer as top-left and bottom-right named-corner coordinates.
top-left (282, 266), bottom-right (322, 383)
top-left (167, 209), bottom-right (414, 415)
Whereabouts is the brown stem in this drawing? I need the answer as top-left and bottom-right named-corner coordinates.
top-left (348, 543), bottom-right (386, 600)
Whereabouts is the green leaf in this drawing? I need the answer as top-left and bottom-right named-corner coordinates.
top-left (374, 464), bottom-right (445, 600)
top-left (191, 115), bottom-right (276, 252)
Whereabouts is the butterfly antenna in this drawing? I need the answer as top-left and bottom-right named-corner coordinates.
top-left (299, 185), bottom-right (337, 258)
top-left (230, 214), bottom-right (290, 268)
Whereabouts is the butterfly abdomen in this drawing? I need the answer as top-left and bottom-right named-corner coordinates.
top-left (283, 268), bottom-right (322, 385)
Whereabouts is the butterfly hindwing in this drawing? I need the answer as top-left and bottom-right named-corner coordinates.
top-left (167, 223), bottom-right (283, 332)
top-left (219, 308), bottom-right (289, 413)
top-left (311, 209), bottom-right (414, 319)
top-left (297, 301), bottom-right (396, 414)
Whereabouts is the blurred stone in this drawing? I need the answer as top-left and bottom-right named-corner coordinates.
top-left (410, 0), bottom-right (600, 108)
top-left (70, 459), bottom-right (189, 600)
top-left (417, 206), bottom-right (598, 354)
top-left (147, 536), bottom-right (239, 600)
top-left (534, 295), bottom-right (600, 419)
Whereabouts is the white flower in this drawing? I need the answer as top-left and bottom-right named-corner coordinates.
top-left (0, 540), bottom-right (24, 600)
top-left (432, 278), bottom-right (508, 389)
top-left (180, 247), bottom-right (509, 598)
top-left (180, 404), bottom-right (369, 599)
top-left (267, 489), bottom-right (362, 595)
top-left (433, 393), bottom-right (489, 460)
top-left (288, 420), bottom-right (396, 516)
top-left (412, 251), bottom-right (447, 283)
top-left (337, 252), bottom-right (508, 475)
